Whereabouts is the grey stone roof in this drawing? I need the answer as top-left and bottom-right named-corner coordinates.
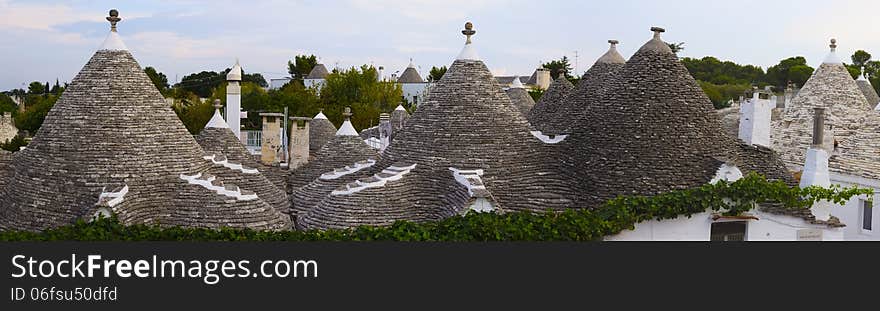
top-left (567, 30), bottom-right (794, 208)
top-left (0, 150), bottom-right (11, 191)
top-left (0, 47), bottom-right (290, 231)
top-left (359, 126), bottom-right (379, 140)
top-left (771, 59), bottom-right (873, 172)
top-left (298, 57), bottom-right (575, 230)
top-left (397, 67), bottom-right (424, 83)
top-left (310, 117), bottom-right (337, 155)
top-left (526, 75), bottom-right (574, 132)
top-left (530, 43), bottom-right (625, 135)
top-left (306, 64), bottom-right (329, 79)
top-left (288, 134), bottom-right (378, 198)
top-left (195, 119), bottom-right (291, 214)
top-left (505, 87), bottom-right (536, 116)
top-left (857, 79), bottom-right (879, 106)
top-left (828, 114), bottom-right (880, 180)
top-left (495, 76), bottom-right (529, 85)
top-left (391, 106), bottom-right (410, 138)
top-left (716, 102), bottom-right (741, 139)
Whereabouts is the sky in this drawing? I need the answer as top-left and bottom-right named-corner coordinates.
top-left (1, 0), bottom-right (879, 90)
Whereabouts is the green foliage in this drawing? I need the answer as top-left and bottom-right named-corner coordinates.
top-left (682, 57), bottom-right (766, 86)
top-left (14, 94), bottom-right (57, 134)
top-left (852, 50), bottom-right (872, 68)
top-left (288, 55), bottom-right (318, 80)
top-left (144, 66), bottom-right (169, 93)
top-left (0, 93), bottom-right (16, 113)
top-left (177, 71), bottom-right (224, 98)
top-left (3, 174), bottom-right (868, 241)
top-left (172, 95), bottom-right (215, 134)
top-left (698, 81), bottom-right (750, 109)
top-left (542, 56), bottom-right (574, 80)
top-left (765, 57), bottom-right (814, 89)
top-left (0, 135), bottom-right (27, 152)
top-left (429, 66), bottom-right (447, 82)
top-left (27, 81), bottom-right (45, 95)
top-left (528, 88), bottom-right (544, 102)
top-left (668, 42), bottom-right (686, 54)
top-left (319, 65), bottom-right (403, 130)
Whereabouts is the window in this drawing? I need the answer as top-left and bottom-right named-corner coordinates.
top-left (862, 200), bottom-right (873, 231)
top-left (412, 95), bottom-right (419, 106)
top-left (710, 222), bottom-right (747, 241)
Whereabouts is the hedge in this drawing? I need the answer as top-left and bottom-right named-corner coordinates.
top-left (0, 173), bottom-right (871, 241)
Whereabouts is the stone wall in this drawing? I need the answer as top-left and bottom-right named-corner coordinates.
top-left (0, 113), bottom-right (16, 143)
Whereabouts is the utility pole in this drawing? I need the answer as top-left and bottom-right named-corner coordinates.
top-left (573, 50), bottom-right (579, 76)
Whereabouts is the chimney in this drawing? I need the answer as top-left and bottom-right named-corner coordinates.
top-left (288, 117), bottom-right (311, 169)
top-left (800, 108), bottom-right (832, 221)
top-left (535, 68), bottom-right (551, 90)
top-left (378, 113), bottom-right (392, 152)
top-left (737, 90), bottom-right (772, 147)
top-left (259, 113), bottom-right (285, 165)
top-left (226, 59), bottom-right (243, 142)
top-left (377, 66), bottom-right (384, 81)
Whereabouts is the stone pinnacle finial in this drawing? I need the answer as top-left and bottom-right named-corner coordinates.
top-left (343, 107), bottom-right (352, 120)
top-left (462, 22), bottom-right (476, 44)
top-left (830, 38), bottom-right (837, 52)
top-left (107, 9), bottom-right (121, 32)
top-left (213, 99), bottom-right (222, 109)
top-left (608, 40), bottom-right (619, 48)
top-left (651, 27), bottom-right (665, 39)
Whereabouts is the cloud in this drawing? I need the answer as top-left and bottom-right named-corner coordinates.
top-left (348, 0), bottom-right (507, 23)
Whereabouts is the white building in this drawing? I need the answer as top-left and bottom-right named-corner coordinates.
top-left (396, 61), bottom-right (429, 107)
top-left (304, 64), bottom-right (329, 90)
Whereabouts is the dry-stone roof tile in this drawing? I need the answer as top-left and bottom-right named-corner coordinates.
top-left (567, 28), bottom-right (793, 208)
top-left (0, 20), bottom-right (289, 231)
top-left (531, 41), bottom-right (625, 135)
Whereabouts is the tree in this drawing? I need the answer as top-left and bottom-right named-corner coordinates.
top-left (668, 42), bottom-right (686, 54)
top-left (50, 79), bottom-right (62, 94)
top-left (852, 50), bottom-right (872, 68)
top-left (542, 56), bottom-right (574, 80)
top-left (764, 57), bottom-right (814, 88)
top-left (14, 94), bottom-right (57, 134)
top-left (429, 66), bottom-right (447, 82)
top-left (144, 66), bottom-right (169, 93)
top-left (176, 71), bottom-right (224, 98)
top-left (287, 55), bottom-right (318, 80)
top-left (320, 65), bottom-right (403, 129)
top-left (0, 93), bottom-right (16, 113)
top-left (242, 72), bottom-right (268, 88)
top-left (681, 56), bottom-right (766, 86)
top-left (28, 82), bottom-right (45, 95)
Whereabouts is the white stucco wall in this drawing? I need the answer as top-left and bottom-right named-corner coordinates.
top-left (305, 78), bottom-right (325, 91)
top-left (605, 209), bottom-right (844, 241)
top-left (738, 97), bottom-right (772, 147)
top-left (829, 173), bottom-right (879, 241)
top-left (401, 83), bottom-right (428, 106)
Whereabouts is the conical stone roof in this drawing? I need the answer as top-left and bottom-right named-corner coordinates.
top-left (505, 78), bottom-right (537, 115)
top-left (856, 76), bottom-right (879, 107)
top-left (196, 105), bottom-right (291, 213)
top-left (569, 28), bottom-right (793, 207)
top-left (398, 62), bottom-right (424, 83)
top-left (530, 40), bottom-right (625, 135)
top-left (771, 39), bottom-right (873, 168)
top-left (0, 12), bottom-right (290, 231)
top-left (306, 64), bottom-right (329, 79)
top-left (309, 111), bottom-right (337, 154)
top-left (526, 75), bottom-right (574, 132)
top-left (289, 117), bottom-right (378, 191)
top-left (0, 150), bottom-right (11, 191)
top-left (298, 23), bottom-right (575, 230)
